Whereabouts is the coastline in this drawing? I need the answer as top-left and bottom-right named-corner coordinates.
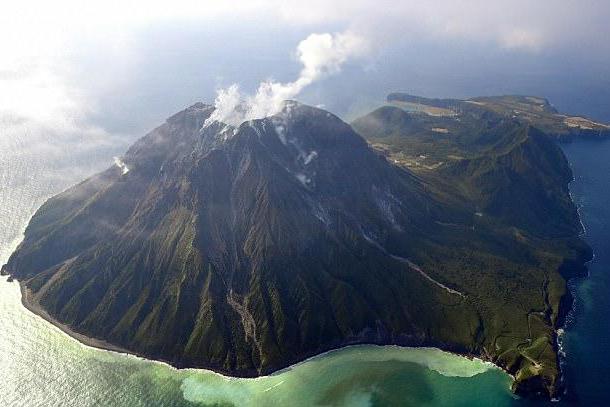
top-left (8, 139), bottom-right (592, 399)
top-left (19, 282), bottom-right (130, 356)
top-left (8, 258), bottom-right (583, 400)
top-left (550, 152), bottom-right (598, 401)
top-left (9, 184), bottom-right (591, 400)
top-left (15, 278), bottom-right (511, 384)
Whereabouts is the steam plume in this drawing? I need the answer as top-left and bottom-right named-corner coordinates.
top-left (205, 31), bottom-right (368, 127)
top-left (113, 157), bottom-right (129, 175)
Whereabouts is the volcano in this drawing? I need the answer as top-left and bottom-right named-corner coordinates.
top-left (3, 100), bottom-right (590, 398)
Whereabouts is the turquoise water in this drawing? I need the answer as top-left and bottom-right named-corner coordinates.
top-left (0, 275), bottom-right (517, 406)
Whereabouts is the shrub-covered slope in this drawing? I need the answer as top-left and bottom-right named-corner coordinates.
top-left (353, 99), bottom-right (592, 397)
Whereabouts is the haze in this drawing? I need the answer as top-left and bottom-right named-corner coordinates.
top-left (2, 0), bottom-right (609, 147)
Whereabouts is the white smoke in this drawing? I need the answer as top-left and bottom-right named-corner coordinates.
top-left (205, 31), bottom-right (368, 127)
top-left (113, 157), bottom-right (130, 175)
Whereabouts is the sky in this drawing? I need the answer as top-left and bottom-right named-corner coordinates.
top-left (1, 0), bottom-right (610, 146)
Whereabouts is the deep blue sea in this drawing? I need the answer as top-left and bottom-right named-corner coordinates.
top-left (560, 138), bottom-right (610, 405)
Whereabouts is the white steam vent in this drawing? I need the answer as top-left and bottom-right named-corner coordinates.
top-left (204, 31), bottom-right (368, 128)
top-left (113, 157), bottom-right (129, 175)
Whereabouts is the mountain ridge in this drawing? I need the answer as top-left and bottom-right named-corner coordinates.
top-left (384, 92), bottom-right (610, 140)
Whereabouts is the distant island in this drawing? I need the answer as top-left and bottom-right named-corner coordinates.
top-left (3, 94), bottom-right (604, 399)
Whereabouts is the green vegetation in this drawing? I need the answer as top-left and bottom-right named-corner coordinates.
top-left (384, 93), bottom-right (610, 140)
top-left (352, 94), bottom-right (595, 397)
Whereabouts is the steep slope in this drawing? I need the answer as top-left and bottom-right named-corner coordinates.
top-left (353, 103), bottom-right (581, 236)
top-left (3, 101), bottom-right (590, 399)
top-left (353, 100), bottom-right (592, 397)
top-left (3, 102), bottom-right (480, 371)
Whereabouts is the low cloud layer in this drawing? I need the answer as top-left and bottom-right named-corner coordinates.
top-left (272, 0), bottom-right (609, 53)
top-left (6, 1), bottom-right (606, 52)
top-left (206, 31), bottom-right (368, 126)
top-left (1, 0), bottom-right (609, 142)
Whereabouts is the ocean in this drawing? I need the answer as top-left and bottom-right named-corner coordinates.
top-left (559, 138), bottom-right (610, 405)
top-left (0, 130), bottom-right (607, 406)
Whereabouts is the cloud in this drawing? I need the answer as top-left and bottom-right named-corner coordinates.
top-left (0, 60), bottom-right (127, 161)
top-left (1, 0), bottom-right (608, 139)
top-left (206, 31), bottom-right (369, 126)
top-left (500, 28), bottom-right (544, 51)
top-left (271, 0), bottom-right (609, 53)
top-left (3, 1), bottom-right (608, 57)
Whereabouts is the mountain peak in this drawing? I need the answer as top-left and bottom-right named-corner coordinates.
top-left (166, 102), bottom-right (214, 124)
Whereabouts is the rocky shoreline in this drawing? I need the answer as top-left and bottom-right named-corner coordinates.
top-left (546, 161), bottom-right (597, 402)
top-left (18, 282), bottom-right (130, 356)
top-left (8, 220), bottom-right (591, 401)
top-left (13, 276), bottom-right (512, 386)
